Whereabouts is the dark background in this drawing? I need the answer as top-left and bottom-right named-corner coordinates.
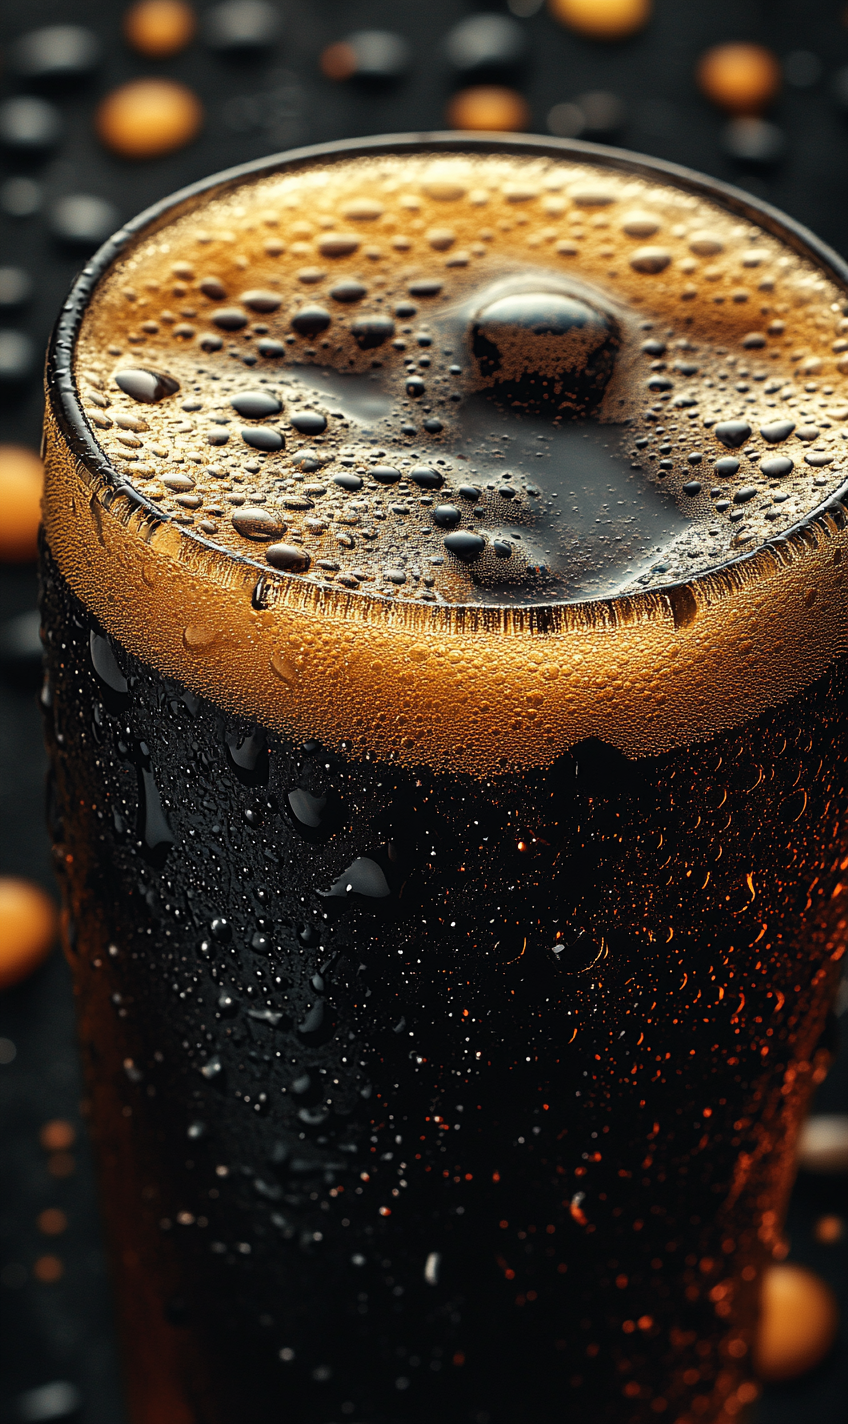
top-left (2, 2), bottom-right (848, 1421)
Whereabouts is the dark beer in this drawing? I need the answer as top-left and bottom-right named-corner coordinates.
top-left (41, 136), bottom-right (848, 1424)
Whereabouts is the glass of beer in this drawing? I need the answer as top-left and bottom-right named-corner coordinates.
top-left (41, 134), bottom-right (848, 1424)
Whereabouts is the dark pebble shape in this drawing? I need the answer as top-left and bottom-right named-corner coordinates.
top-left (682, 480), bottom-right (702, 496)
top-left (330, 280), bottom-right (367, 303)
top-left (241, 426), bottom-right (284, 451)
top-left (647, 375), bottom-right (673, 391)
top-left (292, 305), bottom-right (331, 335)
top-left (200, 333), bottom-right (223, 352)
top-left (266, 543), bottom-right (311, 572)
top-left (805, 452), bottom-right (833, 467)
top-left (351, 314), bottom-right (395, 350)
top-left (444, 531), bottom-right (485, 562)
top-left (212, 307), bottom-right (249, 330)
top-left (714, 420), bottom-right (752, 449)
top-left (687, 451), bottom-right (703, 465)
top-left (289, 410), bottom-right (327, 435)
top-left (230, 390), bottom-right (281, 418)
top-left (406, 376), bottom-right (426, 398)
top-left (459, 484), bottom-right (481, 501)
top-left (50, 193), bottom-right (117, 249)
top-left (203, 1), bottom-right (282, 53)
top-left (0, 96), bottom-right (62, 152)
top-left (371, 466), bottom-right (401, 484)
top-left (796, 426), bottom-right (820, 441)
top-left (10, 25), bottom-right (101, 83)
top-left (409, 465), bottom-right (444, 489)
top-left (333, 473), bottom-right (363, 490)
top-left (732, 486), bottom-right (758, 504)
top-left (205, 429), bottom-right (230, 446)
top-left (408, 279), bottom-right (443, 297)
top-left (713, 457), bottom-right (741, 478)
top-left (395, 301), bottom-right (417, 318)
top-left (232, 507), bottom-right (285, 540)
top-left (761, 455), bottom-right (794, 478)
top-left (492, 539), bottom-right (513, 558)
top-left (423, 417), bottom-right (443, 434)
top-left (760, 421), bottom-right (795, 443)
top-left (444, 13), bottom-right (526, 76)
top-left (257, 338), bottom-right (286, 357)
top-left (240, 289), bottom-right (281, 312)
top-left (433, 504), bottom-right (461, 529)
top-left (641, 339), bottom-right (666, 355)
top-left (0, 267), bottom-right (33, 309)
top-left (114, 367), bottom-right (180, 403)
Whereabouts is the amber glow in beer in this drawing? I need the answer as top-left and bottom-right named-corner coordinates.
top-left (41, 136), bottom-right (848, 1424)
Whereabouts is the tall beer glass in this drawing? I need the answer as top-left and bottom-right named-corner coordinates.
top-left (40, 135), bottom-right (848, 1424)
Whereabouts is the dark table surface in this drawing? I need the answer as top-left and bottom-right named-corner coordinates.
top-left (2, 2), bottom-right (848, 1421)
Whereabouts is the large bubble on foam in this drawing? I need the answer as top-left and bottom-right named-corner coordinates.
top-left (471, 289), bottom-right (620, 417)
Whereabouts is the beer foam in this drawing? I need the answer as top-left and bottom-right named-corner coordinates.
top-left (43, 145), bottom-right (848, 771)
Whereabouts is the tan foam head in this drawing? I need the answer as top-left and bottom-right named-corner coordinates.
top-left (43, 141), bottom-right (848, 772)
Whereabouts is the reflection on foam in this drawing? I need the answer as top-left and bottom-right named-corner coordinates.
top-left (282, 367), bottom-right (393, 427)
top-left (449, 396), bottom-right (689, 604)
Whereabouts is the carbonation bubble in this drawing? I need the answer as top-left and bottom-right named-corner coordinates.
top-left (330, 280), bottom-right (367, 303)
top-left (289, 411), bottom-right (327, 435)
top-left (471, 286), bottom-right (620, 416)
top-left (231, 508), bottom-right (285, 540)
top-left (351, 314), bottom-right (395, 349)
top-left (241, 427), bottom-right (284, 451)
top-left (761, 456), bottom-right (794, 478)
top-left (444, 532), bottom-right (485, 561)
top-left (291, 306), bottom-right (331, 335)
top-left (714, 420), bottom-right (752, 449)
top-left (230, 390), bottom-right (281, 418)
top-left (409, 465), bottom-right (444, 489)
top-left (211, 307), bottom-right (248, 330)
top-left (114, 367), bottom-right (179, 403)
top-left (239, 289), bottom-right (281, 312)
top-left (266, 544), bottom-right (310, 572)
top-left (433, 505), bottom-right (461, 529)
top-left (760, 421), bottom-right (795, 443)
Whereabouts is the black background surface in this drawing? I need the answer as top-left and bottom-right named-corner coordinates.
top-left (2, 2), bottom-right (848, 1421)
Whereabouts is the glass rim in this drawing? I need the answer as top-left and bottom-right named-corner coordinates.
top-left (45, 129), bottom-right (848, 621)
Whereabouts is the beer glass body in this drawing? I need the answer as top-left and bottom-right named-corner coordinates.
top-left (40, 136), bottom-right (848, 1424)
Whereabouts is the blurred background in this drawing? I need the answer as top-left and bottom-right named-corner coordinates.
top-left (3, 2), bottom-right (848, 1421)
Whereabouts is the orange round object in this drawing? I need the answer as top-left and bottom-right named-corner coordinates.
top-left (814, 1215), bottom-right (845, 1245)
top-left (33, 1254), bottom-right (64, 1283)
top-left (548, 0), bottom-right (651, 41)
top-left (0, 878), bottom-right (57, 990)
top-left (755, 1263), bottom-right (839, 1382)
top-left (0, 445), bottom-right (43, 562)
top-left (697, 43), bottom-right (781, 115)
top-left (37, 1208), bottom-right (68, 1236)
top-left (320, 41), bottom-right (357, 80)
top-left (40, 1119), bottom-right (76, 1151)
top-left (124, 0), bottom-right (196, 57)
top-left (96, 78), bottom-right (203, 159)
top-left (446, 86), bottom-right (531, 133)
